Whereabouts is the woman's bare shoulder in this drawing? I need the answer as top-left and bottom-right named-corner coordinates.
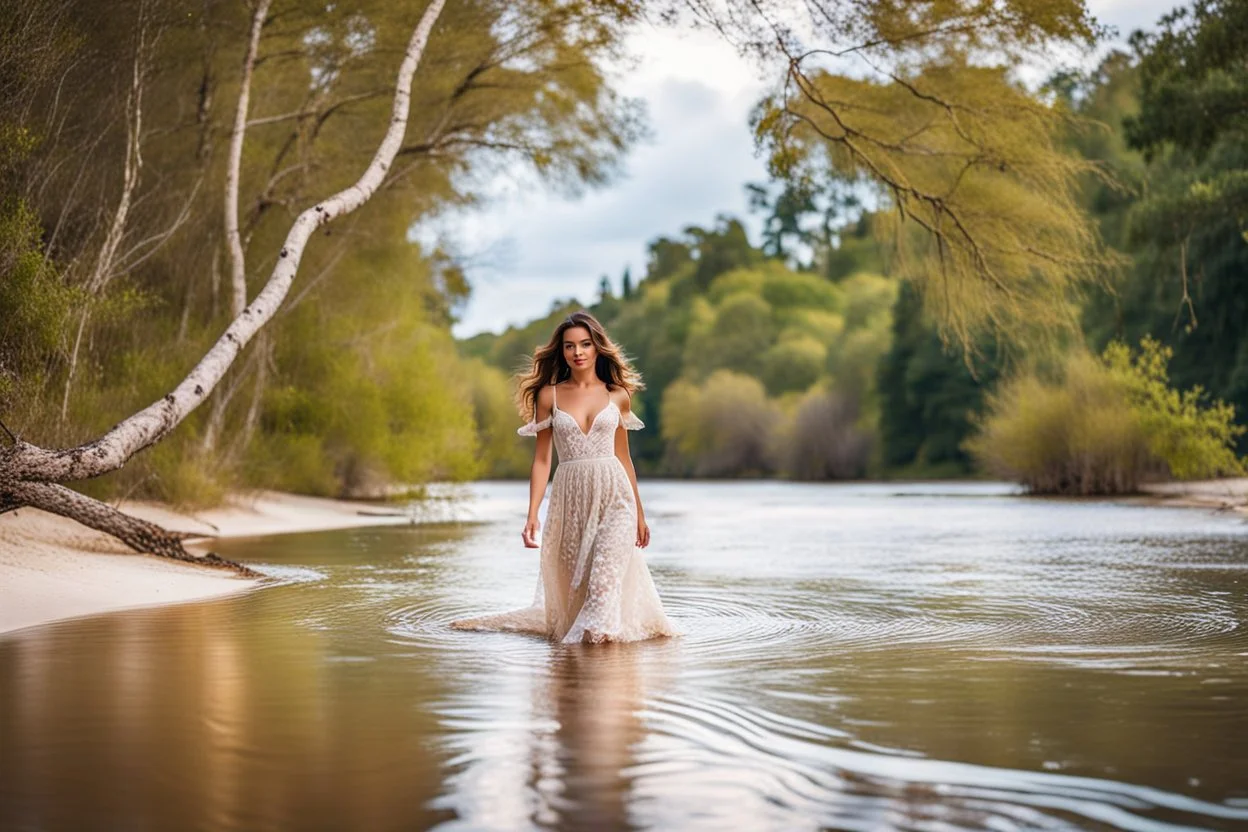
top-left (610, 385), bottom-right (633, 410)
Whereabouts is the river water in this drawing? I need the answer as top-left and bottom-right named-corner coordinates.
top-left (2, 481), bottom-right (1247, 831)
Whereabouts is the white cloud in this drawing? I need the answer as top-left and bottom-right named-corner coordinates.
top-left (1089, 0), bottom-right (1180, 39)
top-left (446, 25), bottom-right (772, 337)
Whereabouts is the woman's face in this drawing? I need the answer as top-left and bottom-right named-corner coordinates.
top-left (562, 325), bottom-right (597, 371)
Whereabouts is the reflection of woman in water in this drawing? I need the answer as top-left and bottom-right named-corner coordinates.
top-left (453, 311), bottom-right (676, 643)
top-left (440, 640), bottom-right (673, 830)
top-left (534, 644), bottom-right (655, 828)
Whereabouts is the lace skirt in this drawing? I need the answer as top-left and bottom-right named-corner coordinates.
top-left (453, 456), bottom-right (676, 644)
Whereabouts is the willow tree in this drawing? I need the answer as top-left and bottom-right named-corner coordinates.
top-left (677, 0), bottom-right (1117, 351)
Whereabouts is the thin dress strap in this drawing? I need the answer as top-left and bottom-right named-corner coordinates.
top-left (551, 382), bottom-right (557, 411)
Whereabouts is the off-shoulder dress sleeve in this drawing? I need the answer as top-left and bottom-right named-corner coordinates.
top-left (620, 410), bottom-right (644, 431)
top-left (517, 415), bottom-right (553, 437)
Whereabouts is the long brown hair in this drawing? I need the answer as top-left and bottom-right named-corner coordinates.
top-left (515, 310), bottom-right (643, 419)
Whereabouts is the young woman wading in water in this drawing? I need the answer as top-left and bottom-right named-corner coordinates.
top-left (452, 311), bottom-right (677, 644)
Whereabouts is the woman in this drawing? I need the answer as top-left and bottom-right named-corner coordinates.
top-left (453, 311), bottom-right (676, 644)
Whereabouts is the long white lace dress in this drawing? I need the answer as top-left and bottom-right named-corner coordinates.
top-left (452, 388), bottom-right (677, 644)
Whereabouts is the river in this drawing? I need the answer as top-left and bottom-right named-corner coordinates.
top-left (2, 481), bottom-right (1247, 831)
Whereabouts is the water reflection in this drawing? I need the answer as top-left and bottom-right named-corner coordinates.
top-left (2, 483), bottom-right (1248, 831)
top-left (0, 574), bottom-right (452, 831)
top-left (434, 641), bottom-right (672, 831)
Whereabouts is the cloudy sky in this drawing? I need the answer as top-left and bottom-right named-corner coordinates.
top-left (445, 0), bottom-right (1181, 338)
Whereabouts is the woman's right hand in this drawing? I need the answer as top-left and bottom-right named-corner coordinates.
top-left (522, 517), bottom-right (541, 548)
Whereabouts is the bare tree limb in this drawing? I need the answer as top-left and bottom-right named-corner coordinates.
top-left (225, 0), bottom-right (273, 318)
top-left (199, 338), bottom-right (263, 453)
top-left (247, 88), bottom-right (390, 128)
top-left (113, 173), bottom-right (206, 276)
top-left (0, 481), bottom-right (258, 577)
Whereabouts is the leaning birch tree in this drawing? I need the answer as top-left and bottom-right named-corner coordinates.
top-left (0, 0), bottom-right (448, 573)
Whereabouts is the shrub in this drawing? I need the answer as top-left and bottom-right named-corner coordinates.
top-left (968, 338), bottom-right (1244, 494)
top-left (660, 370), bottom-right (777, 477)
top-left (780, 389), bottom-right (872, 480)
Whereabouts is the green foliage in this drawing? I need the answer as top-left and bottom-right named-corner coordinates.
top-left (1103, 338), bottom-right (1244, 480)
top-left (2, 0), bottom-right (644, 502)
top-left (877, 280), bottom-right (1000, 473)
top-left (826, 273), bottom-right (895, 398)
top-left (758, 268), bottom-right (841, 312)
top-left (684, 291), bottom-right (773, 379)
top-left (1072, 5), bottom-right (1248, 453)
top-left (248, 239), bottom-right (483, 497)
top-left (1126, 0), bottom-right (1248, 163)
top-left (0, 200), bottom-right (79, 414)
top-left (470, 210), bottom-right (898, 479)
top-left (968, 339), bottom-right (1243, 494)
top-left (660, 370), bottom-right (777, 477)
top-left (462, 358), bottom-right (533, 479)
top-left (145, 442), bottom-right (233, 508)
top-left (761, 337), bottom-right (826, 396)
top-left (757, 56), bottom-right (1113, 352)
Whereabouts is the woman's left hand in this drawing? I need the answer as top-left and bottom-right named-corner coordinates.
top-left (636, 517), bottom-right (650, 549)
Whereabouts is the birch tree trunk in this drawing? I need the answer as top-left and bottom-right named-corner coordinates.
top-left (0, 0), bottom-right (449, 573)
top-left (59, 12), bottom-right (149, 425)
top-left (201, 0), bottom-right (270, 454)
top-left (224, 0), bottom-right (271, 319)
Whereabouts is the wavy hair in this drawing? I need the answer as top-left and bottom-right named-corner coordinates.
top-left (515, 310), bottom-right (643, 419)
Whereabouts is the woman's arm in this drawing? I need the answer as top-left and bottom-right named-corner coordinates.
top-left (614, 389), bottom-right (650, 548)
top-left (523, 385), bottom-right (554, 548)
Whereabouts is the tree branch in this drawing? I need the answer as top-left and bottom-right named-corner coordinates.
top-left (0, 480), bottom-right (258, 576)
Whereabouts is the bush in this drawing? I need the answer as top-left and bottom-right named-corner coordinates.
top-left (780, 389), bottom-right (872, 480)
top-left (463, 358), bottom-right (533, 479)
top-left (660, 370), bottom-right (777, 477)
top-left (968, 338), bottom-right (1244, 494)
top-left (0, 199), bottom-right (79, 415)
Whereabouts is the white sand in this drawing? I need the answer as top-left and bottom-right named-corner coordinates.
top-left (0, 490), bottom-right (411, 636)
top-left (1137, 477), bottom-right (1248, 512)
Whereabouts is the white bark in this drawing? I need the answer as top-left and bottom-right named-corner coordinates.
top-left (2, 0), bottom-right (449, 485)
top-left (59, 17), bottom-right (148, 423)
top-left (224, 0), bottom-right (271, 318)
top-left (86, 24), bottom-right (147, 296)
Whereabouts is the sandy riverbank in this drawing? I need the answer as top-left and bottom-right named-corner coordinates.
top-left (0, 491), bottom-right (412, 637)
top-left (1136, 477), bottom-right (1248, 513)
